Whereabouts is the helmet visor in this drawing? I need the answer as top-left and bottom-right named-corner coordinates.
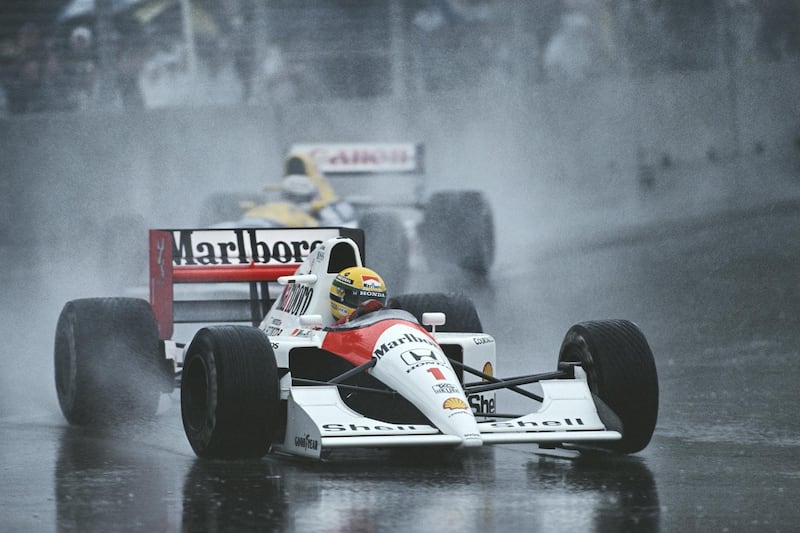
top-left (331, 279), bottom-right (386, 311)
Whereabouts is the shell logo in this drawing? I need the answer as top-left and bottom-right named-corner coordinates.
top-left (482, 362), bottom-right (493, 381)
top-left (443, 397), bottom-right (468, 410)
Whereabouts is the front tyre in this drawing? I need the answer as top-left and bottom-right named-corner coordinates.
top-left (181, 326), bottom-right (280, 459)
top-left (54, 298), bottom-right (164, 425)
top-left (358, 209), bottom-right (410, 292)
top-left (420, 190), bottom-right (494, 275)
top-left (558, 320), bottom-right (659, 454)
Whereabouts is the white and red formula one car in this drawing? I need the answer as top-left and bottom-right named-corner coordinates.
top-left (54, 227), bottom-right (658, 460)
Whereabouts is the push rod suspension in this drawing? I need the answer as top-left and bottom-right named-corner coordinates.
top-left (451, 359), bottom-right (573, 402)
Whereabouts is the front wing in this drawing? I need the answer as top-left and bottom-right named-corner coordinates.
top-left (271, 379), bottom-right (621, 459)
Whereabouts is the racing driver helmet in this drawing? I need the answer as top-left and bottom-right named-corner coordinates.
top-left (329, 266), bottom-right (387, 320)
top-left (281, 174), bottom-right (317, 204)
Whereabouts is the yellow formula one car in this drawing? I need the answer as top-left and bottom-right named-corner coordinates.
top-left (199, 143), bottom-right (495, 291)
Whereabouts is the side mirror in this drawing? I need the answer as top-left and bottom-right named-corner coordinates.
top-left (422, 312), bottom-right (446, 332)
top-left (277, 274), bottom-right (318, 286)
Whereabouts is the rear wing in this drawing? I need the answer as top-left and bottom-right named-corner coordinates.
top-left (149, 227), bottom-right (364, 340)
top-left (289, 143), bottom-right (424, 174)
top-left (288, 142), bottom-right (425, 204)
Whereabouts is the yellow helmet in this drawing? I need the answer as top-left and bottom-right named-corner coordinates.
top-left (329, 266), bottom-right (387, 320)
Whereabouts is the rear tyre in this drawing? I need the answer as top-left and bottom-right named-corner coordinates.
top-left (420, 190), bottom-right (494, 275)
top-left (388, 292), bottom-right (482, 333)
top-left (54, 297), bottom-right (164, 425)
top-left (558, 320), bottom-right (659, 454)
top-left (181, 326), bottom-right (280, 459)
top-left (358, 209), bottom-right (410, 292)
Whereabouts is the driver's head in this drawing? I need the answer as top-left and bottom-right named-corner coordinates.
top-left (281, 174), bottom-right (317, 204)
top-left (329, 266), bottom-right (387, 320)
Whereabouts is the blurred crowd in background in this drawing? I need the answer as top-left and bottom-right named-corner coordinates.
top-left (1, 0), bottom-right (799, 115)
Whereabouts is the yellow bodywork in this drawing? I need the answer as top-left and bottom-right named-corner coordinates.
top-left (243, 202), bottom-right (319, 227)
top-left (240, 152), bottom-right (340, 227)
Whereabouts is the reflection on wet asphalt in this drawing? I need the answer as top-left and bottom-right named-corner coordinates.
top-left (55, 425), bottom-right (186, 532)
top-left (2, 199), bottom-right (800, 531)
top-left (182, 457), bottom-right (286, 531)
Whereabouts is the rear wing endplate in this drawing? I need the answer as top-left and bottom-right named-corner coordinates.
top-left (149, 227), bottom-right (363, 339)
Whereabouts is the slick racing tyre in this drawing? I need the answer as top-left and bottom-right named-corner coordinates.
top-left (388, 292), bottom-right (483, 333)
top-left (181, 326), bottom-right (280, 459)
top-left (421, 190), bottom-right (494, 276)
top-left (54, 298), bottom-right (166, 426)
top-left (558, 320), bottom-right (659, 454)
top-left (358, 209), bottom-right (410, 292)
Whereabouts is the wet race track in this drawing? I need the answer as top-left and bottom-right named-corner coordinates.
top-left (2, 182), bottom-right (800, 532)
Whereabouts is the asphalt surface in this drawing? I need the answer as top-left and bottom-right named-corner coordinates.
top-left (2, 163), bottom-right (800, 532)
